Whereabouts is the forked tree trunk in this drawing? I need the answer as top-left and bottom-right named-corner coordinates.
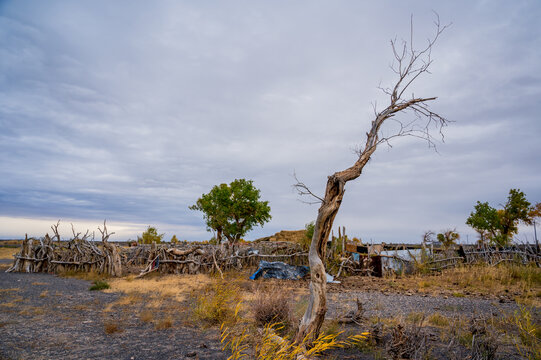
top-left (295, 16), bottom-right (448, 344)
top-left (295, 101), bottom-right (443, 345)
top-left (295, 152), bottom-right (374, 343)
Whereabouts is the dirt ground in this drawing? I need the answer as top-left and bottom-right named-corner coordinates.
top-left (0, 271), bottom-right (227, 360)
top-left (0, 266), bottom-right (536, 360)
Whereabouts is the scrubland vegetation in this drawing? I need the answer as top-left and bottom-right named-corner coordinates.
top-left (1, 238), bottom-right (539, 359)
top-left (52, 259), bottom-right (535, 359)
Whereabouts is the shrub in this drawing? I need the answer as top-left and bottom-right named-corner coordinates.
top-left (301, 222), bottom-right (315, 251)
top-left (469, 319), bottom-right (499, 360)
top-left (193, 280), bottom-right (241, 325)
top-left (89, 280), bottom-right (110, 291)
top-left (512, 306), bottom-right (541, 359)
top-left (155, 317), bottom-right (173, 330)
top-left (428, 313), bottom-right (449, 327)
top-left (137, 226), bottom-right (164, 244)
top-left (220, 322), bottom-right (368, 360)
top-left (104, 321), bottom-right (122, 334)
top-left (387, 322), bottom-right (429, 360)
top-left (436, 229), bottom-right (460, 249)
top-left (139, 310), bottom-right (153, 323)
top-left (252, 287), bottom-right (291, 330)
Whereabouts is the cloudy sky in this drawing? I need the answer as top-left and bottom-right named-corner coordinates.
top-left (1, 1), bottom-right (539, 243)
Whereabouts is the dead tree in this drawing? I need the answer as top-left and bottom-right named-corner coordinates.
top-left (98, 220), bottom-right (122, 276)
top-left (294, 15), bottom-right (450, 344)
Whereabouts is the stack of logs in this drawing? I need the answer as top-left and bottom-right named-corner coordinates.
top-left (6, 221), bottom-right (122, 276)
top-left (6, 222), bottom-right (307, 278)
top-left (128, 241), bottom-right (307, 277)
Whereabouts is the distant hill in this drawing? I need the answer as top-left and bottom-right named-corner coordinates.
top-left (254, 230), bottom-right (306, 243)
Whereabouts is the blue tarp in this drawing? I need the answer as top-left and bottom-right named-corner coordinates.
top-left (249, 261), bottom-right (309, 280)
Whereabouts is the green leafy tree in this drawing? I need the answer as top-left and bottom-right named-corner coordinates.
top-left (436, 229), bottom-right (460, 249)
top-left (190, 179), bottom-right (271, 244)
top-left (466, 189), bottom-right (533, 246)
top-left (170, 235), bottom-right (179, 244)
top-left (466, 201), bottom-right (501, 243)
top-left (137, 226), bottom-right (165, 244)
top-left (301, 221), bottom-right (315, 251)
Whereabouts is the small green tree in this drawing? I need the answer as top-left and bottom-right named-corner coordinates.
top-left (190, 179), bottom-right (271, 244)
top-left (466, 201), bottom-right (501, 243)
top-left (301, 221), bottom-right (315, 251)
top-left (170, 235), bottom-right (179, 244)
top-left (436, 229), bottom-right (460, 249)
top-left (137, 226), bottom-right (164, 244)
top-left (466, 189), bottom-right (533, 246)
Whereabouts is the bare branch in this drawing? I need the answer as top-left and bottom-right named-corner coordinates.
top-left (71, 223), bottom-right (81, 240)
top-left (98, 220), bottom-right (115, 243)
top-left (292, 172), bottom-right (324, 204)
top-left (296, 13), bottom-right (450, 344)
top-left (81, 229), bottom-right (91, 241)
top-left (50, 220), bottom-right (61, 242)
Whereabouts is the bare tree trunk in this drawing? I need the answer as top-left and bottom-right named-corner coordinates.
top-left (296, 151), bottom-right (375, 343)
top-left (295, 15), bottom-right (449, 344)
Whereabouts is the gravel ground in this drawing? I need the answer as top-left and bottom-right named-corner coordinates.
top-left (0, 271), bottom-right (529, 360)
top-left (0, 272), bottom-right (227, 360)
top-left (326, 290), bottom-right (519, 320)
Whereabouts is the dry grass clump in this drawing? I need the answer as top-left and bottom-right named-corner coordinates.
top-left (139, 310), bottom-right (154, 323)
top-left (155, 317), bottom-right (173, 330)
top-left (428, 313), bottom-right (449, 327)
top-left (0, 296), bottom-right (24, 308)
top-left (103, 293), bottom-right (144, 312)
top-left (18, 306), bottom-right (46, 316)
top-left (89, 280), bottom-right (110, 291)
top-left (193, 279), bottom-right (242, 325)
top-left (406, 312), bottom-right (424, 324)
top-left (252, 286), bottom-right (292, 329)
top-left (221, 321), bottom-right (370, 360)
top-left (0, 288), bottom-right (19, 294)
top-left (104, 321), bottom-right (123, 334)
top-left (387, 322), bottom-right (430, 360)
top-left (511, 306), bottom-right (541, 359)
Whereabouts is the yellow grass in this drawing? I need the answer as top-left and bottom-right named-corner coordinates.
top-left (0, 296), bottom-right (24, 308)
top-left (102, 274), bottom-right (215, 313)
top-left (104, 273), bottom-right (213, 303)
top-left (155, 317), bottom-right (173, 330)
top-left (0, 247), bottom-right (18, 260)
top-left (139, 310), bottom-right (154, 323)
top-left (103, 293), bottom-right (143, 312)
top-left (0, 288), bottom-right (19, 293)
top-left (428, 313), bottom-right (450, 327)
top-left (19, 306), bottom-right (47, 316)
top-left (375, 263), bottom-right (541, 305)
